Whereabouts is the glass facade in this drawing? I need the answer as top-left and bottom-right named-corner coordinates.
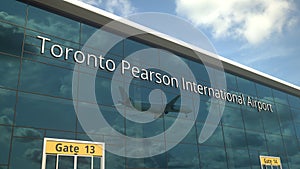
top-left (0, 0), bottom-right (300, 169)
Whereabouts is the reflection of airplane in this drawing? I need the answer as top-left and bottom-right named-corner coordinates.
top-left (116, 87), bottom-right (192, 118)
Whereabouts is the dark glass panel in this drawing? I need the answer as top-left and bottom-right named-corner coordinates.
top-left (245, 130), bottom-right (267, 151)
top-left (27, 6), bottom-right (80, 43)
top-left (273, 89), bottom-right (289, 105)
top-left (248, 150), bottom-right (268, 169)
top-left (199, 146), bottom-right (227, 169)
top-left (167, 143), bottom-right (200, 169)
top-left (188, 60), bottom-right (211, 83)
top-left (265, 133), bottom-right (284, 153)
top-left (276, 103), bottom-right (296, 136)
top-left (0, 126), bottom-right (12, 165)
top-left (13, 127), bottom-right (43, 138)
top-left (243, 109), bottom-right (264, 132)
top-left (81, 24), bottom-right (124, 57)
top-left (76, 103), bottom-right (125, 136)
top-left (226, 148), bottom-right (251, 169)
top-left (223, 126), bottom-right (247, 149)
top-left (164, 116), bottom-right (196, 144)
top-left (0, 0), bottom-right (26, 26)
top-left (225, 72), bottom-right (238, 90)
top-left (222, 106), bottom-right (243, 128)
top-left (45, 155), bottom-right (56, 169)
top-left (0, 88), bottom-right (16, 125)
top-left (106, 151), bottom-right (125, 169)
top-left (45, 130), bottom-right (75, 140)
top-left (77, 156), bottom-right (91, 169)
top-left (262, 109), bottom-right (281, 135)
top-left (255, 83), bottom-right (274, 101)
top-left (0, 22), bottom-right (24, 56)
top-left (9, 137), bottom-right (43, 169)
top-left (283, 136), bottom-right (299, 156)
top-left (196, 123), bottom-right (224, 147)
top-left (236, 76), bottom-right (256, 96)
top-left (0, 55), bottom-right (20, 89)
top-left (58, 155), bottom-right (73, 169)
top-left (288, 94), bottom-right (300, 109)
top-left (124, 38), bottom-right (151, 58)
top-left (294, 123), bottom-right (300, 139)
top-left (127, 153), bottom-right (167, 168)
top-left (196, 100), bottom-right (210, 122)
top-left (291, 108), bottom-right (300, 123)
top-left (126, 114), bottom-right (164, 138)
top-left (15, 92), bottom-right (76, 131)
top-left (19, 59), bottom-right (73, 99)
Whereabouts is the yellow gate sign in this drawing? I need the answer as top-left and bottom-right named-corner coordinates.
top-left (45, 139), bottom-right (103, 156)
top-left (41, 138), bottom-right (105, 169)
top-left (260, 155), bottom-right (282, 169)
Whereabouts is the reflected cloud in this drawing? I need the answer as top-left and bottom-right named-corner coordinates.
top-left (24, 148), bottom-right (42, 163)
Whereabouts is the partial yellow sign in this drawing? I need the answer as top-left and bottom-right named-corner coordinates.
top-left (260, 156), bottom-right (281, 166)
top-left (45, 140), bottom-right (103, 156)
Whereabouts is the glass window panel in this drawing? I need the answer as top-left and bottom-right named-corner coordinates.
top-left (188, 60), bottom-right (210, 83)
top-left (225, 72), bottom-right (238, 90)
top-left (81, 24), bottom-right (123, 57)
top-left (255, 83), bottom-right (274, 101)
top-left (283, 136), bottom-right (299, 156)
top-left (0, 126), bottom-right (12, 165)
top-left (27, 6), bottom-right (80, 43)
top-left (76, 103), bottom-right (125, 136)
top-left (196, 123), bottom-right (224, 147)
top-left (164, 116), bottom-right (196, 144)
top-left (16, 92), bottom-right (76, 131)
top-left (127, 153), bottom-right (167, 168)
top-left (45, 130), bottom-right (75, 140)
top-left (222, 106), bottom-right (244, 128)
top-left (0, 22), bottom-right (24, 56)
top-left (77, 156), bottom-right (91, 169)
top-left (196, 100), bottom-right (210, 122)
top-left (126, 114), bottom-right (164, 138)
top-left (0, 166), bottom-right (8, 169)
top-left (0, 88), bottom-right (16, 125)
top-left (0, 55), bottom-right (20, 89)
top-left (288, 94), bottom-right (300, 109)
top-left (105, 151), bottom-right (125, 169)
top-left (243, 109), bottom-right (264, 132)
top-left (81, 23), bottom-right (98, 45)
top-left (223, 126), bottom-right (247, 149)
top-left (45, 155), bottom-right (56, 169)
top-left (93, 157), bottom-right (101, 169)
top-left (265, 134), bottom-right (284, 153)
top-left (262, 109), bottom-right (281, 135)
top-left (20, 60), bottom-right (73, 99)
top-left (236, 77), bottom-right (256, 97)
top-left (94, 76), bottom-right (114, 105)
top-left (245, 130), bottom-right (267, 151)
top-left (9, 138), bottom-right (43, 169)
top-left (226, 148), bottom-right (251, 169)
top-left (124, 38), bottom-right (152, 58)
top-left (58, 155), bottom-right (73, 169)
top-left (273, 89), bottom-right (289, 105)
top-left (276, 103), bottom-right (296, 136)
top-left (294, 123), bottom-right (300, 139)
top-left (167, 143), bottom-right (200, 169)
top-left (0, 0), bottom-right (26, 26)
top-left (286, 150), bottom-right (300, 169)
top-left (291, 108), bottom-right (300, 123)
top-left (13, 127), bottom-right (43, 138)
top-left (199, 146), bottom-right (227, 169)
top-left (248, 150), bottom-right (268, 169)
